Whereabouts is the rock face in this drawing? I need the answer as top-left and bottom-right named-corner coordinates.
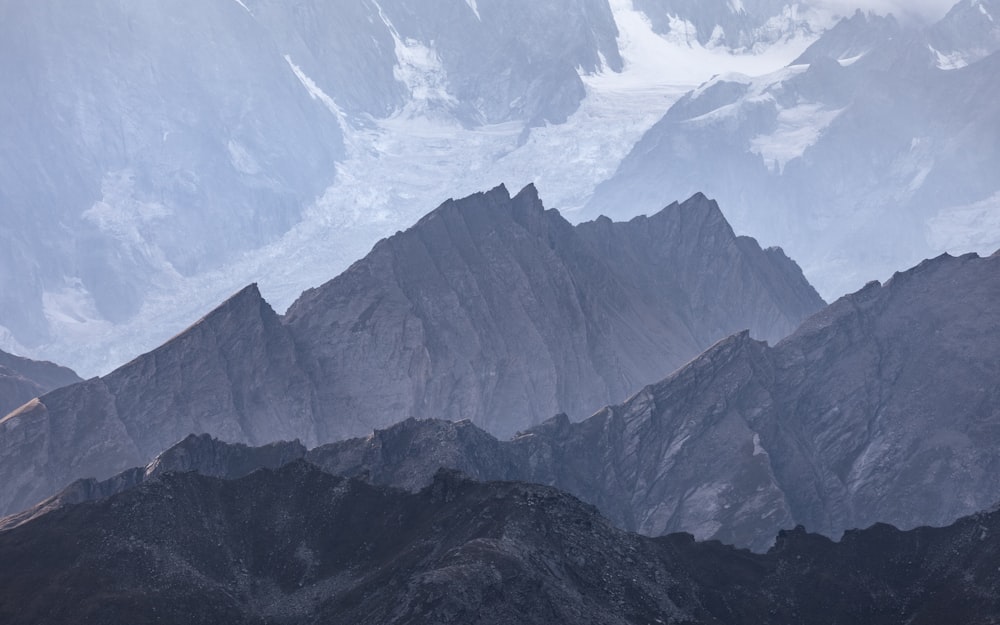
top-left (3, 463), bottom-right (1000, 624)
top-left (286, 184), bottom-right (821, 438)
top-left (584, 6), bottom-right (1000, 300)
top-left (0, 349), bottom-right (80, 417)
top-left (0, 185), bottom-right (823, 518)
top-left (305, 250), bottom-right (1000, 550)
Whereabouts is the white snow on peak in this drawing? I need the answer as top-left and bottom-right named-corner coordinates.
top-left (926, 190), bottom-right (1000, 252)
top-left (750, 100), bottom-right (844, 173)
top-left (603, 0), bottom-right (817, 86)
top-left (929, 44), bottom-right (970, 70)
top-left (375, 2), bottom-right (457, 116)
top-left (980, 2), bottom-right (995, 22)
top-left (729, 0), bottom-right (746, 14)
top-left (284, 55), bottom-right (348, 123)
top-left (837, 51), bottom-right (867, 66)
top-left (465, 0), bottom-right (481, 21)
top-left (232, 0), bottom-right (252, 15)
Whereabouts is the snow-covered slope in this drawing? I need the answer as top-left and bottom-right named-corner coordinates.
top-left (0, 0), bottom-right (981, 375)
top-left (584, 2), bottom-right (1000, 300)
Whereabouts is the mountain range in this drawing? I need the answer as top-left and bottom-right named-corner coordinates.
top-left (0, 186), bottom-right (823, 518)
top-left (3, 462), bottom-right (1000, 624)
top-left (585, 0), bottom-right (1000, 299)
top-left (10, 248), bottom-right (996, 553)
top-left (312, 249), bottom-right (1000, 550)
top-left (5, 0), bottom-right (990, 378)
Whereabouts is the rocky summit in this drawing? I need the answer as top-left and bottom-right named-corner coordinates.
top-left (2, 463), bottom-right (1000, 624)
top-left (0, 185), bottom-right (823, 518)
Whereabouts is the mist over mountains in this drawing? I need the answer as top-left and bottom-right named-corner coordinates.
top-left (3, 0), bottom-right (994, 377)
top-left (1, 2), bottom-right (997, 620)
top-left (0, 186), bottom-right (823, 518)
top-left (20, 247), bottom-right (994, 553)
top-left (585, 1), bottom-right (1000, 298)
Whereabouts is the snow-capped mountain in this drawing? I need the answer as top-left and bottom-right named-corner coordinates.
top-left (584, 2), bottom-right (1000, 299)
top-left (0, 0), bottom-right (982, 375)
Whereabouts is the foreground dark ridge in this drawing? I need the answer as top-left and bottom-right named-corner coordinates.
top-left (0, 184), bottom-right (823, 518)
top-left (1, 462), bottom-right (999, 625)
top-left (21, 249), bottom-right (996, 552)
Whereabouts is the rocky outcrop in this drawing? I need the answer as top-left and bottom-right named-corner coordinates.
top-left (0, 185), bottom-right (823, 518)
top-left (0, 349), bottom-right (80, 417)
top-left (13, 250), bottom-right (992, 551)
top-left (285, 184), bottom-right (822, 438)
top-left (0, 284), bottom-right (316, 516)
top-left (311, 251), bottom-right (1000, 550)
top-left (3, 462), bottom-right (1000, 624)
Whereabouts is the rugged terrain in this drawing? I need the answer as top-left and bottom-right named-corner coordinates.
top-left (0, 349), bottom-right (80, 417)
top-left (2, 463), bottom-right (1000, 624)
top-left (586, 2), bottom-right (1000, 299)
top-left (314, 249), bottom-right (1000, 550)
top-left (0, 186), bottom-right (823, 518)
top-left (25, 248), bottom-right (999, 552)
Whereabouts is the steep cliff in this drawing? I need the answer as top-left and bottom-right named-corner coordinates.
top-left (0, 185), bottom-right (823, 518)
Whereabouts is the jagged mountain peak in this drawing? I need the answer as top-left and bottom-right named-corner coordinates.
top-left (0, 186), bottom-right (825, 520)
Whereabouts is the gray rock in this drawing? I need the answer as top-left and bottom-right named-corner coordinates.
top-left (584, 8), bottom-right (1000, 301)
top-left (309, 250), bottom-right (1000, 551)
top-left (5, 462), bottom-right (1000, 624)
top-left (0, 349), bottom-right (80, 417)
top-left (0, 185), bottom-right (823, 518)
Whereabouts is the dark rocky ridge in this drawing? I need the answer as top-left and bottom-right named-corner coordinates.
top-left (311, 250), bottom-right (1000, 550)
top-left (285, 185), bottom-right (821, 437)
top-left (0, 185), bottom-right (823, 518)
top-left (3, 462), bottom-right (1000, 624)
top-left (0, 349), bottom-right (80, 417)
top-left (26, 250), bottom-right (998, 552)
top-left (50, 248), bottom-right (993, 552)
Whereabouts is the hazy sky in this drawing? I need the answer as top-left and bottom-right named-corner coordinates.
top-left (817, 0), bottom-right (959, 22)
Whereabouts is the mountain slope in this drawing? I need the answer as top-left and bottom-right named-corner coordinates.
top-left (584, 5), bottom-right (1000, 299)
top-left (0, 0), bottom-right (622, 360)
top-left (285, 185), bottom-right (822, 437)
top-left (3, 463), bottom-right (1000, 624)
top-left (0, 349), bottom-right (80, 417)
top-left (307, 250), bottom-right (1000, 550)
top-left (0, 185), bottom-right (823, 518)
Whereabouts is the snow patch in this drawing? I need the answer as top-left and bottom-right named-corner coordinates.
top-left (752, 433), bottom-right (767, 456)
top-left (83, 170), bottom-right (171, 247)
top-left (284, 55), bottom-right (349, 126)
top-left (926, 191), bottom-right (1000, 253)
top-left (232, 0), bottom-right (252, 15)
top-left (750, 101), bottom-right (844, 172)
top-left (375, 3), bottom-right (456, 116)
top-left (837, 52), bottom-right (867, 66)
top-left (929, 45), bottom-right (970, 70)
top-left (227, 140), bottom-right (261, 175)
top-left (465, 0), bottom-right (481, 21)
top-left (603, 0), bottom-right (817, 86)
